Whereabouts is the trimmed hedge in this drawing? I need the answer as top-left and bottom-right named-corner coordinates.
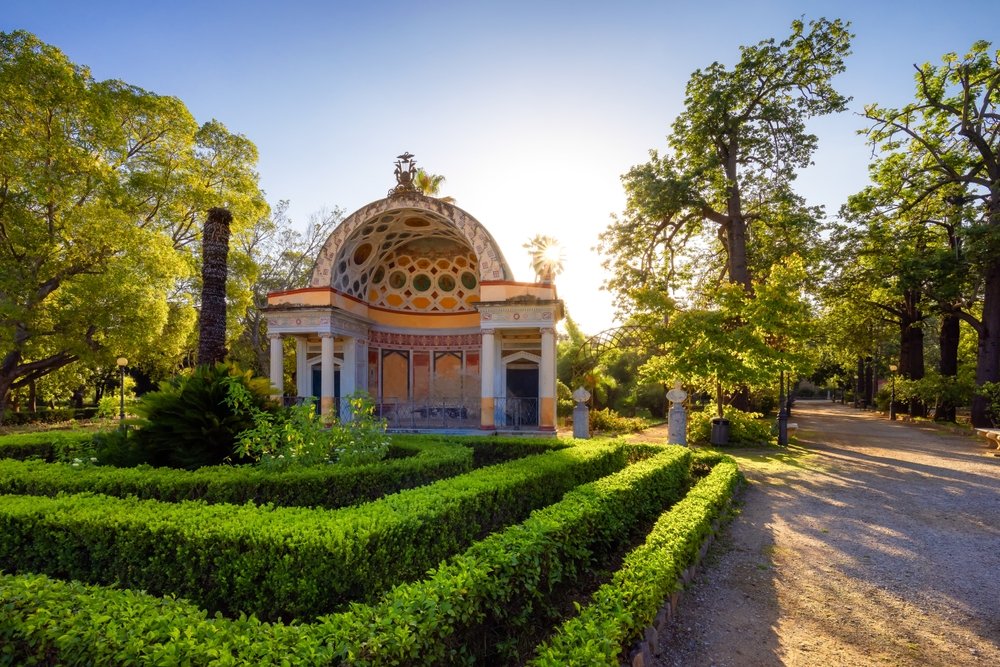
top-left (0, 440), bottom-right (643, 621)
top-left (319, 445), bottom-right (693, 665)
top-left (0, 430), bottom-right (94, 462)
top-left (0, 440), bottom-right (474, 509)
top-left (0, 407), bottom-right (98, 426)
top-left (530, 458), bottom-right (744, 666)
top-left (0, 445), bottom-right (691, 665)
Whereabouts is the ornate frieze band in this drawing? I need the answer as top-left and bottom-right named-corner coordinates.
top-left (368, 330), bottom-right (482, 351)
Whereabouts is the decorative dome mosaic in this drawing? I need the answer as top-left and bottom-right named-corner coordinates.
top-left (310, 193), bottom-right (514, 295)
top-left (323, 208), bottom-right (486, 313)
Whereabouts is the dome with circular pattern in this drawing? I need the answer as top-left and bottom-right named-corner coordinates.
top-left (309, 193), bottom-right (513, 314)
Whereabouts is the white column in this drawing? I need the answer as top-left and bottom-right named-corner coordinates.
top-left (540, 327), bottom-right (557, 430)
top-left (320, 333), bottom-right (335, 417)
top-left (340, 335), bottom-right (356, 421)
top-left (480, 328), bottom-right (496, 428)
top-left (295, 337), bottom-right (310, 398)
top-left (268, 334), bottom-right (283, 399)
top-left (355, 338), bottom-right (369, 392)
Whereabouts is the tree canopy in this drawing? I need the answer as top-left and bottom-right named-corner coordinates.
top-left (0, 30), bottom-right (267, 418)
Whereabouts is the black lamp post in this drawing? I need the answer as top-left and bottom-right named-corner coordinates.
top-left (889, 363), bottom-right (897, 421)
top-left (116, 357), bottom-right (128, 432)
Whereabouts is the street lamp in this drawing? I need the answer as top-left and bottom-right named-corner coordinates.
top-left (116, 357), bottom-right (128, 432)
top-left (888, 364), bottom-right (898, 421)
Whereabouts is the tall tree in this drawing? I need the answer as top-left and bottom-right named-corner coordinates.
top-left (198, 207), bottom-right (232, 365)
top-left (0, 31), bottom-right (267, 418)
top-left (230, 203), bottom-right (343, 373)
top-left (862, 41), bottom-right (1000, 426)
top-left (602, 17), bottom-right (852, 305)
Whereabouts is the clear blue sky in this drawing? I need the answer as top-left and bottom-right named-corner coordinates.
top-left (5, 0), bottom-right (997, 334)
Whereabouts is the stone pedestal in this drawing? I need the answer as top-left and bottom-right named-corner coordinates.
top-left (666, 385), bottom-right (688, 446)
top-left (572, 387), bottom-right (591, 439)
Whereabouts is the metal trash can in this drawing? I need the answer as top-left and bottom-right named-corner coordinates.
top-left (710, 418), bottom-right (730, 446)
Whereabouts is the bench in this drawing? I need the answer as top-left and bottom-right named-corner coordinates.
top-left (974, 428), bottom-right (1000, 456)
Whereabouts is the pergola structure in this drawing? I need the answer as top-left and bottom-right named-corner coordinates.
top-left (263, 154), bottom-right (563, 432)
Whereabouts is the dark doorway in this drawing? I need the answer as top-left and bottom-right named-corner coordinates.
top-left (311, 368), bottom-right (340, 412)
top-left (505, 367), bottom-right (538, 427)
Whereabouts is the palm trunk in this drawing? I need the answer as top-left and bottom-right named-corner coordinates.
top-left (198, 207), bottom-right (233, 366)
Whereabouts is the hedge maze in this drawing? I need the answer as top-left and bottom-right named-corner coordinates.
top-left (0, 433), bottom-right (742, 666)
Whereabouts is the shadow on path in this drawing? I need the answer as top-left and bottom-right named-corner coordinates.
top-left (656, 399), bottom-right (1000, 667)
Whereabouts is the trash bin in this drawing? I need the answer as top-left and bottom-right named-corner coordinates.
top-left (710, 418), bottom-right (730, 446)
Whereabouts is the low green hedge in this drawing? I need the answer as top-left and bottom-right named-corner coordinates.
top-left (530, 458), bottom-right (744, 666)
top-left (0, 445), bottom-right (690, 665)
top-left (0, 407), bottom-right (98, 426)
top-left (320, 445), bottom-right (693, 665)
top-left (0, 440), bottom-right (643, 621)
top-left (0, 440), bottom-right (474, 509)
top-left (0, 430), bottom-right (94, 462)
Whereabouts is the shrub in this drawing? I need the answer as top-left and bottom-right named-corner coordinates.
top-left (589, 408), bottom-right (646, 434)
top-left (531, 459), bottom-right (743, 666)
top-left (0, 430), bottom-right (95, 462)
top-left (979, 381), bottom-right (1000, 426)
top-left (131, 362), bottom-right (276, 469)
top-left (687, 404), bottom-right (775, 446)
top-left (0, 440), bottom-right (646, 621)
top-left (0, 440), bottom-right (475, 508)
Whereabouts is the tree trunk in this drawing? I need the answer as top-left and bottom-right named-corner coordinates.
top-left (198, 207), bottom-right (233, 366)
top-left (898, 289), bottom-right (925, 417)
top-left (934, 311), bottom-right (960, 421)
top-left (856, 357), bottom-right (865, 408)
top-left (863, 356), bottom-right (874, 408)
top-left (971, 259), bottom-right (1000, 427)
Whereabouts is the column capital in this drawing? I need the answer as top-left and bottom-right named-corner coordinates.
top-left (481, 328), bottom-right (496, 336)
top-left (539, 327), bottom-right (556, 336)
top-left (319, 332), bottom-right (335, 339)
top-left (268, 333), bottom-right (283, 341)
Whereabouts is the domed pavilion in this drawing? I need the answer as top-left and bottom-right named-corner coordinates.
top-left (264, 154), bottom-right (563, 433)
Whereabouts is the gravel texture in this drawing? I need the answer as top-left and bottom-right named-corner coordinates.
top-left (652, 400), bottom-right (1000, 666)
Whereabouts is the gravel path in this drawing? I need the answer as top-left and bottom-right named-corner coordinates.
top-left (654, 400), bottom-right (1000, 666)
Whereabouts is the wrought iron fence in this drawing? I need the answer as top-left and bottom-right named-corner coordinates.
top-left (278, 396), bottom-right (540, 430)
top-left (376, 398), bottom-right (481, 430)
top-left (492, 397), bottom-right (539, 430)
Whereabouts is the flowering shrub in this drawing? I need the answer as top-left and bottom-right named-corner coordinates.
top-left (227, 385), bottom-right (389, 469)
top-left (588, 408), bottom-right (646, 434)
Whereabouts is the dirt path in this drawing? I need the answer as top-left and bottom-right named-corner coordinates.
top-left (650, 400), bottom-right (1000, 666)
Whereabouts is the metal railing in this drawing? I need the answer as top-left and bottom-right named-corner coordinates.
top-left (376, 398), bottom-right (481, 430)
top-left (279, 396), bottom-right (540, 431)
top-left (492, 397), bottom-right (539, 430)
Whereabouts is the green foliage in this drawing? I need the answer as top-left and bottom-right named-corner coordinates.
top-left (0, 446), bottom-right (691, 665)
top-left (687, 405), bottom-right (776, 447)
top-left (132, 362), bottom-right (275, 469)
top-left (0, 440), bottom-right (645, 621)
top-left (978, 382), bottom-right (1000, 426)
top-left (228, 388), bottom-right (390, 469)
top-left (0, 440), bottom-right (475, 508)
top-left (892, 371), bottom-right (977, 415)
top-left (322, 446), bottom-right (692, 665)
top-left (531, 459), bottom-right (742, 666)
top-left (0, 430), bottom-right (95, 462)
top-left (589, 408), bottom-right (646, 434)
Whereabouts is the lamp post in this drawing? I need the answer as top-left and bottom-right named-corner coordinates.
top-left (116, 357), bottom-right (128, 432)
top-left (888, 364), bottom-right (897, 421)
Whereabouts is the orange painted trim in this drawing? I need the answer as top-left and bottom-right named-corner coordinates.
top-left (480, 280), bottom-right (550, 288)
top-left (267, 286), bottom-right (369, 307)
top-left (367, 303), bottom-right (478, 316)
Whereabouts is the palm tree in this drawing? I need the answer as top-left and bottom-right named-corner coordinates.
top-left (523, 234), bottom-right (565, 283)
top-left (198, 207), bottom-right (232, 365)
top-left (414, 169), bottom-right (456, 203)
